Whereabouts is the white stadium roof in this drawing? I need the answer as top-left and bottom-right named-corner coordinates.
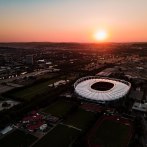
top-left (74, 76), bottom-right (131, 102)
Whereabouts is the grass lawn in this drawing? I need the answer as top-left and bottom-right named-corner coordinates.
top-left (43, 100), bottom-right (75, 117)
top-left (91, 120), bottom-right (130, 147)
top-left (33, 124), bottom-right (80, 147)
top-left (64, 108), bottom-right (96, 130)
top-left (9, 77), bottom-right (63, 101)
top-left (8, 74), bottom-right (75, 101)
top-left (0, 129), bottom-right (37, 147)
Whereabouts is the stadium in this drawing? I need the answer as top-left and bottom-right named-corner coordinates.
top-left (74, 76), bottom-right (131, 103)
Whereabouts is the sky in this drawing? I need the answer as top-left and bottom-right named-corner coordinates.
top-left (0, 0), bottom-right (147, 42)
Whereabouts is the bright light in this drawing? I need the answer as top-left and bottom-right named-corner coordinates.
top-left (94, 30), bottom-right (108, 41)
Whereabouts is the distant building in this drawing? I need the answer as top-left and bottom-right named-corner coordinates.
top-left (26, 55), bottom-right (33, 64)
top-left (0, 126), bottom-right (13, 135)
top-left (132, 102), bottom-right (147, 112)
top-left (0, 55), bottom-right (5, 65)
top-left (96, 68), bottom-right (115, 77)
top-left (48, 80), bottom-right (69, 88)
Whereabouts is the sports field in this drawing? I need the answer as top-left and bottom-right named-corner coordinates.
top-left (33, 124), bottom-right (80, 147)
top-left (43, 100), bottom-right (75, 117)
top-left (0, 129), bottom-right (37, 147)
top-left (64, 108), bottom-right (96, 130)
top-left (9, 76), bottom-right (63, 101)
top-left (10, 79), bottom-right (56, 101)
top-left (87, 116), bottom-right (133, 147)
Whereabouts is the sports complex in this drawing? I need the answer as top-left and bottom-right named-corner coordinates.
top-left (0, 76), bottom-right (134, 147)
top-left (86, 115), bottom-right (133, 147)
top-left (74, 76), bottom-right (131, 103)
top-left (74, 76), bottom-right (133, 147)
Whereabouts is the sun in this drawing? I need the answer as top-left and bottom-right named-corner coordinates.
top-left (94, 30), bottom-right (108, 41)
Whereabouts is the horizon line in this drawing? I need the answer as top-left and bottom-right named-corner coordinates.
top-left (0, 41), bottom-right (147, 44)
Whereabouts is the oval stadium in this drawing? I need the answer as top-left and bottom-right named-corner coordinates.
top-left (74, 76), bottom-right (131, 103)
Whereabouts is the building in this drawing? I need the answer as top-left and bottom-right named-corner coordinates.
top-left (132, 102), bottom-right (147, 112)
top-left (26, 55), bottom-right (33, 65)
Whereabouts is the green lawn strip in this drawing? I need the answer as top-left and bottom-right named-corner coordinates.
top-left (8, 74), bottom-right (74, 101)
top-left (92, 120), bottom-right (130, 147)
top-left (9, 77), bottom-right (65, 101)
top-left (0, 129), bottom-right (37, 147)
top-left (43, 100), bottom-right (74, 117)
top-left (64, 108), bottom-right (95, 130)
top-left (33, 124), bottom-right (80, 147)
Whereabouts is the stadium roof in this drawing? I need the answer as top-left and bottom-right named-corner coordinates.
top-left (74, 76), bottom-right (131, 102)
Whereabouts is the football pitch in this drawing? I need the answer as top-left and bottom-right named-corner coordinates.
top-left (43, 100), bottom-right (75, 117)
top-left (0, 129), bottom-right (37, 147)
top-left (87, 117), bottom-right (132, 147)
top-left (8, 76), bottom-right (64, 101)
top-left (64, 108), bottom-right (96, 130)
top-left (10, 79), bottom-right (56, 101)
top-left (32, 124), bottom-right (80, 147)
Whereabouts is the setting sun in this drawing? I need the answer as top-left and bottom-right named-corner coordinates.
top-left (94, 30), bottom-right (108, 41)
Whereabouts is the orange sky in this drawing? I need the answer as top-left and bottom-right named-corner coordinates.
top-left (0, 0), bottom-right (147, 42)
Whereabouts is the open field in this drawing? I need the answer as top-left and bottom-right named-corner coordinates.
top-left (43, 100), bottom-right (75, 117)
top-left (0, 129), bottom-right (37, 147)
top-left (33, 124), bottom-right (80, 147)
top-left (7, 75), bottom-right (66, 101)
top-left (87, 116), bottom-right (133, 147)
top-left (64, 108), bottom-right (96, 130)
